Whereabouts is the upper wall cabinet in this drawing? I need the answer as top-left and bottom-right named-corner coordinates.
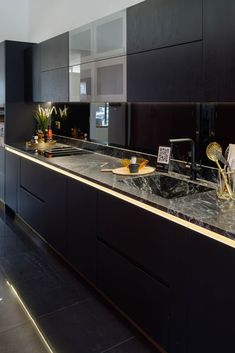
top-left (127, 0), bottom-right (202, 54)
top-left (94, 10), bottom-right (126, 60)
top-left (203, 0), bottom-right (235, 101)
top-left (69, 24), bottom-right (94, 66)
top-left (69, 10), bottom-right (126, 65)
top-left (31, 44), bottom-right (41, 102)
top-left (41, 32), bottom-right (69, 71)
top-left (41, 68), bottom-right (69, 102)
top-left (95, 56), bottom-right (126, 102)
top-left (69, 63), bottom-right (94, 102)
top-left (127, 42), bottom-right (203, 102)
top-left (69, 56), bottom-right (126, 102)
top-left (0, 42), bottom-right (5, 105)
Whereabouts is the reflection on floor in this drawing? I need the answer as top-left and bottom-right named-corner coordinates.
top-left (0, 209), bottom-right (161, 353)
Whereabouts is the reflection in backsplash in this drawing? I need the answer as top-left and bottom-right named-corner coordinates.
top-left (52, 101), bottom-right (235, 172)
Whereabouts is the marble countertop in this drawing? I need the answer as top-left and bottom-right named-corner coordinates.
top-left (6, 143), bottom-right (235, 245)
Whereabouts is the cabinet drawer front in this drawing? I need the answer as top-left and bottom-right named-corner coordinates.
top-left (97, 241), bottom-right (170, 350)
top-left (97, 191), bottom-right (170, 282)
top-left (5, 150), bottom-right (20, 212)
top-left (20, 158), bottom-right (65, 203)
top-left (18, 187), bottom-right (45, 237)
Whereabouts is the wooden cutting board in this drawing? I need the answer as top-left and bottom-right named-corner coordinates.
top-left (112, 166), bottom-right (155, 176)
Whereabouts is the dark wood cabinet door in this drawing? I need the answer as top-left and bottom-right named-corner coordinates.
top-left (127, 41), bottom-right (203, 102)
top-left (67, 179), bottom-right (97, 282)
top-left (32, 44), bottom-right (42, 102)
top-left (5, 150), bottom-right (20, 212)
top-left (41, 32), bottom-right (69, 71)
top-left (0, 42), bottom-right (5, 105)
top-left (5, 41), bottom-right (33, 102)
top-left (97, 191), bottom-right (170, 283)
top-left (19, 158), bottom-right (67, 255)
top-left (186, 233), bottom-right (235, 353)
top-left (204, 0), bottom-right (235, 101)
top-left (0, 147), bottom-right (4, 202)
top-left (97, 241), bottom-right (170, 351)
top-left (127, 0), bottom-right (202, 54)
top-left (41, 67), bottom-right (69, 102)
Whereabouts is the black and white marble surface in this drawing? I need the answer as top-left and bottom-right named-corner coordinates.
top-left (7, 141), bottom-right (235, 243)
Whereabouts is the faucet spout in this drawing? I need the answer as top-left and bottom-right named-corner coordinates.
top-left (169, 138), bottom-right (197, 181)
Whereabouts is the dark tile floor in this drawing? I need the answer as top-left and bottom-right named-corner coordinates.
top-left (0, 209), bottom-right (161, 353)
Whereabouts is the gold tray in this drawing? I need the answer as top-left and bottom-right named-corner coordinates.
top-left (112, 166), bottom-right (155, 176)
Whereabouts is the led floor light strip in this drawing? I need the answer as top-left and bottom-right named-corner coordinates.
top-left (6, 281), bottom-right (54, 353)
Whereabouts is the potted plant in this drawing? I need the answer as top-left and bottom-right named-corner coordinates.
top-left (34, 104), bottom-right (57, 133)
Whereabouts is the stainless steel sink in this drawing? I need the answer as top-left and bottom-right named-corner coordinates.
top-left (118, 173), bottom-right (213, 199)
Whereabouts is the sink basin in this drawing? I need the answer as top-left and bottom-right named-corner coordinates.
top-left (119, 173), bottom-right (213, 199)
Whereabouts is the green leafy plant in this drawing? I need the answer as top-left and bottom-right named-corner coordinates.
top-left (34, 105), bottom-right (57, 133)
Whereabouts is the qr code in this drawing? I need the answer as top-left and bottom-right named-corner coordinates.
top-left (157, 146), bottom-right (171, 164)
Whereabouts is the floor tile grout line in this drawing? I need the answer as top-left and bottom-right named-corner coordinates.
top-left (0, 320), bottom-right (34, 336)
top-left (38, 296), bottom-right (92, 319)
top-left (99, 336), bottom-right (136, 353)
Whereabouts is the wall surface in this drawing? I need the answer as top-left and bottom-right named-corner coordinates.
top-left (28, 0), bottom-right (144, 43)
top-left (0, 0), bottom-right (29, 42)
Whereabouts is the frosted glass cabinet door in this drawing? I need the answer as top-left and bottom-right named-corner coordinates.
top-left (69, 24), bottom-right (94, 66)
top-left (69, 63), bottom-right (94, 102)
top-left (94, 10), bottom-right (126, 60)
top-left (95, 56), bottom-right (126, 102)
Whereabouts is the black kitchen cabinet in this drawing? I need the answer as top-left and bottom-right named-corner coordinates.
top-left (186, 233), bottom-right (235, 353)
top-left (5, 150), bottom-right (20, 212)
top-left (41, 32), bottom-right (69, 71)
top-left (127, 0), bottom-right (202, 54)
top-left (203, 0), bottom-right (235, 101)
top-left (0, 42), bottom-right (5, 105)
top-left (41, 67), bottom-right (69, 102)
top-left (32, 44), bottom-right (42, 102)
top-left (67, 179), bottom-right (97, 282)
top-left (18, 158), bottom-right (67, 255)
top-left (97, 241), bottom-right (170, 350)
top-left (127, 41), bottom-right (203, 102)
top-left (0, 147), bottom-right (4, 202)
top-left (97, 191), bottom-right (170, 283)
top-left (0, 40), bottom-right (36, 144)
top-left (97, 191), bottom-right (189, 353)
top-left (0, 40), bottom-right (34, 104)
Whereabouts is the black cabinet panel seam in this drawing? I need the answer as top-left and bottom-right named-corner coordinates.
top-left (127, 39), bottom-right (203, 57)
top-left (19, 185), bottom-right (45, 203)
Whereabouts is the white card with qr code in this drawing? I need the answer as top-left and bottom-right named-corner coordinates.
top-left (157, 146), bottom-right (171, 164)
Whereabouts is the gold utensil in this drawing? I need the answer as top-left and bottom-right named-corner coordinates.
top-left (206, 142), bottom-right (235, 200)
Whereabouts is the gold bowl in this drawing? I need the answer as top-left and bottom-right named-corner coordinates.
top-left (121, 158), bottom-right (149, 169)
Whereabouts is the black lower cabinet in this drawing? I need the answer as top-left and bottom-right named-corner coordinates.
top-left (5, 150), bottom-right (20, 212)
top-left (67, 179), bottom-right (97, 282)
top-left (96, 191), bottom-right (189, 352)
top-left (0, 147), bottom-right (5, 202)
top-left (18, 158), bottom-right (67, 256)
top-left (186, 233), bottom-right (235, 353)
top-left (97, 241), bottom-right (170, 350)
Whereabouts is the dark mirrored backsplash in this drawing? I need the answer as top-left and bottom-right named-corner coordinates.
top-left (51, 102), bottom-right (235, 168)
